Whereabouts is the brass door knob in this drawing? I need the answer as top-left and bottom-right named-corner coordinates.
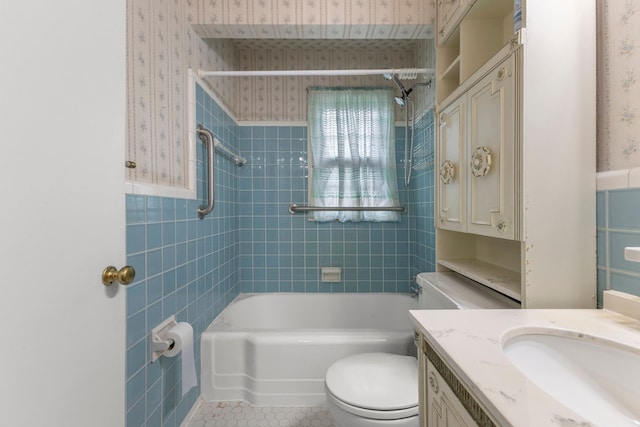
top-left (102, 265), bottom-right (136, 286)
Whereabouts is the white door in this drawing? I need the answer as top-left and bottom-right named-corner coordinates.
top-left (0, 1), bottom-right (127, 426)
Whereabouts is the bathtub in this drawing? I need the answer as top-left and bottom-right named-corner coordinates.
top-left (201, 292), bottom-right (418, 406)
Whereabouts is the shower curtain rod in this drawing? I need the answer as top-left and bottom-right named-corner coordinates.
top-left (198, 68), bottom-right (434, 78)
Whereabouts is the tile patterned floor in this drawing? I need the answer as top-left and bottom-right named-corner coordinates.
top-left (187, 401), bottom-right (336, 427)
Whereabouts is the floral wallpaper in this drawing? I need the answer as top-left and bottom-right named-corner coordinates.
top-left (598, 0), bottom-right (640, 171)
top-left (127, 0), bottom-right (236, 188)
top-left (226, 39), bottom-right (432, 122)
top-left (128, 0), bottom-right (435, 188)
top-left (189, 0), bottom-right (435, 40)
top-left (126, 0), bottom-right (639, 187)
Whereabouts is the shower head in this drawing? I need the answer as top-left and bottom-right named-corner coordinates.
top-left (383, 73), bottom-right (408, 94)
top-left (384, 73), bottom-right (413, 109)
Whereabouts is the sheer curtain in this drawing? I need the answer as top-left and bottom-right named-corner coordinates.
top-left (308, 87), bottom-right (400, 222)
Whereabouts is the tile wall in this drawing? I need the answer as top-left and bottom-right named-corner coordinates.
top-left (125, 83), bottom-right (436, 427)
top-left (236, 125), bottom-right (413, 294)
top-left (408, 111), bottom-right (436, 277)
top-left (597, 187), bottom-right (640, 306)
top-left (125, 84), bottom-right (241, 427)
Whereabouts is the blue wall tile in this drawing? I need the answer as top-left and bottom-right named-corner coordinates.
top-left (610, 271), bottom-right (640, 295)
top-left (126, 395), bottom-right (146, 427)
top-left (127, 195), bottom-right (146, 224)
top-left (597, 230), bottom-right (606, 268)
top-left (596, 191), bottom-right (606, 228)
top-left (127, 282), bottom-right (146, 317)
top-left (609, 231), bottom-right (640, 274)
top-left (237, 120), bottom-right (435, 294)
top-left (609, 188), bottom-right (640, 229)
top-left (597, 189), bottom-right (640, 300)
top-left (125, 84), bottom-right (241, 427)
top-left (127, 224), bottom-right (146, 254)
top-left (126, 85), bottom-right (437, 427)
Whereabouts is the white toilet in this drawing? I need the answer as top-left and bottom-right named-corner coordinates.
top-left (324, 272), bottom-right (519, 427)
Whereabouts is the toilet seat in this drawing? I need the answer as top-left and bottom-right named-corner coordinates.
top-left (325, 353), bottom-right (419, 420)
top-left (326, 385), bottom-right (419, 420)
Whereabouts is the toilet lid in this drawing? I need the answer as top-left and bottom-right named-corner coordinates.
top-left (325, 353), bottom-right (418, 411)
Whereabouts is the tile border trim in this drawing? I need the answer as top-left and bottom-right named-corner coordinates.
top-left (597, 167), bottom-right (640, 191)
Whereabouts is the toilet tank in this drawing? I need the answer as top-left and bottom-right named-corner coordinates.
top-left (416, 272), bottom-right (520, 310)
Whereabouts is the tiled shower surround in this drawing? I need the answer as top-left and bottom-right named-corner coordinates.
top-left (125, 85), bottom-right (436, 427)
top-left (239, 126), bottom-right (402, 293)
top-left (597, 188), bottom-right (640, 306)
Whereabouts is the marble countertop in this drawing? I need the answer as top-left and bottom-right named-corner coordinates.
top-left (410, 304), bottom-right (640, 426)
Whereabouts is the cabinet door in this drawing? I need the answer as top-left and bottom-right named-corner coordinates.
top-left (437, 0), bottom-right (468, 44)
top-left (426, 360), bottom-right (478, 427)
top-left (437, 96), bottom-right (466, 232)
top-left (466, 54), bottom-right (517, 240)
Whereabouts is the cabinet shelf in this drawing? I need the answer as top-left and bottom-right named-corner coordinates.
top-left (436, 0), bottom-right (514, 103)
top-left (437, 258), bottom-right (521, 302)
top-left (441, 56), bottom-right (461, 81)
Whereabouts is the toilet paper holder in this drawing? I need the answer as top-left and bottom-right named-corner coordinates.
top-left (150, 315), bottom-right (177, 363)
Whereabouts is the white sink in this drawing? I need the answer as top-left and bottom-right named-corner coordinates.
top-left (503, 328), bottom-right (640, 426)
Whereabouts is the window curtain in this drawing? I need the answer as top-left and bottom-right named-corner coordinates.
top-left (308, 87), bottom-right (400, 222)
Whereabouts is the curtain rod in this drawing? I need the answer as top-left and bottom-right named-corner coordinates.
top-left (199, 68), bottom-right (434, 79)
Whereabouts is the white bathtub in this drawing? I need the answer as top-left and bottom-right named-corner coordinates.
top-left (201, 292), bottom-right (418, 406)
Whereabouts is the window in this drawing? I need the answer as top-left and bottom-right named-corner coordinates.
top-left (307, 87), bottom-right (400, 222)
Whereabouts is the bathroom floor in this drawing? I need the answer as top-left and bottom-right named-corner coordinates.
top-left (187, 401), bottom-right (336, 427)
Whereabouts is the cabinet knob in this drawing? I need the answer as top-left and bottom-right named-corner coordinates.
top-left (429, 371), bottom-right (440, 394)
top-left (496, 67), bottom-right (512, 82)
top-left (440, 160), bottom-right (456, 184)
top-left (496, 220), bottom-right (511, 233)
top-left (470, 146), bottom-right (492, 177)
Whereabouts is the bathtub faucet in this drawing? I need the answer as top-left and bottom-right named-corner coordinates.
top-left (409, 281), bottom-right (422, 298)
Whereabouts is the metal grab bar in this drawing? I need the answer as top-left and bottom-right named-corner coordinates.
top-left (196, 125), bottom-right (246, 219)
top-left (197, 125), bottom-right (216, 219)
top-left (289, 204), bottom-right (406, 214)
top-left (214, 139), bottom-right (247, 166)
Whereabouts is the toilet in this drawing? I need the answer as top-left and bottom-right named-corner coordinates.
top-left (324, 272), bottom-right (520, 427)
